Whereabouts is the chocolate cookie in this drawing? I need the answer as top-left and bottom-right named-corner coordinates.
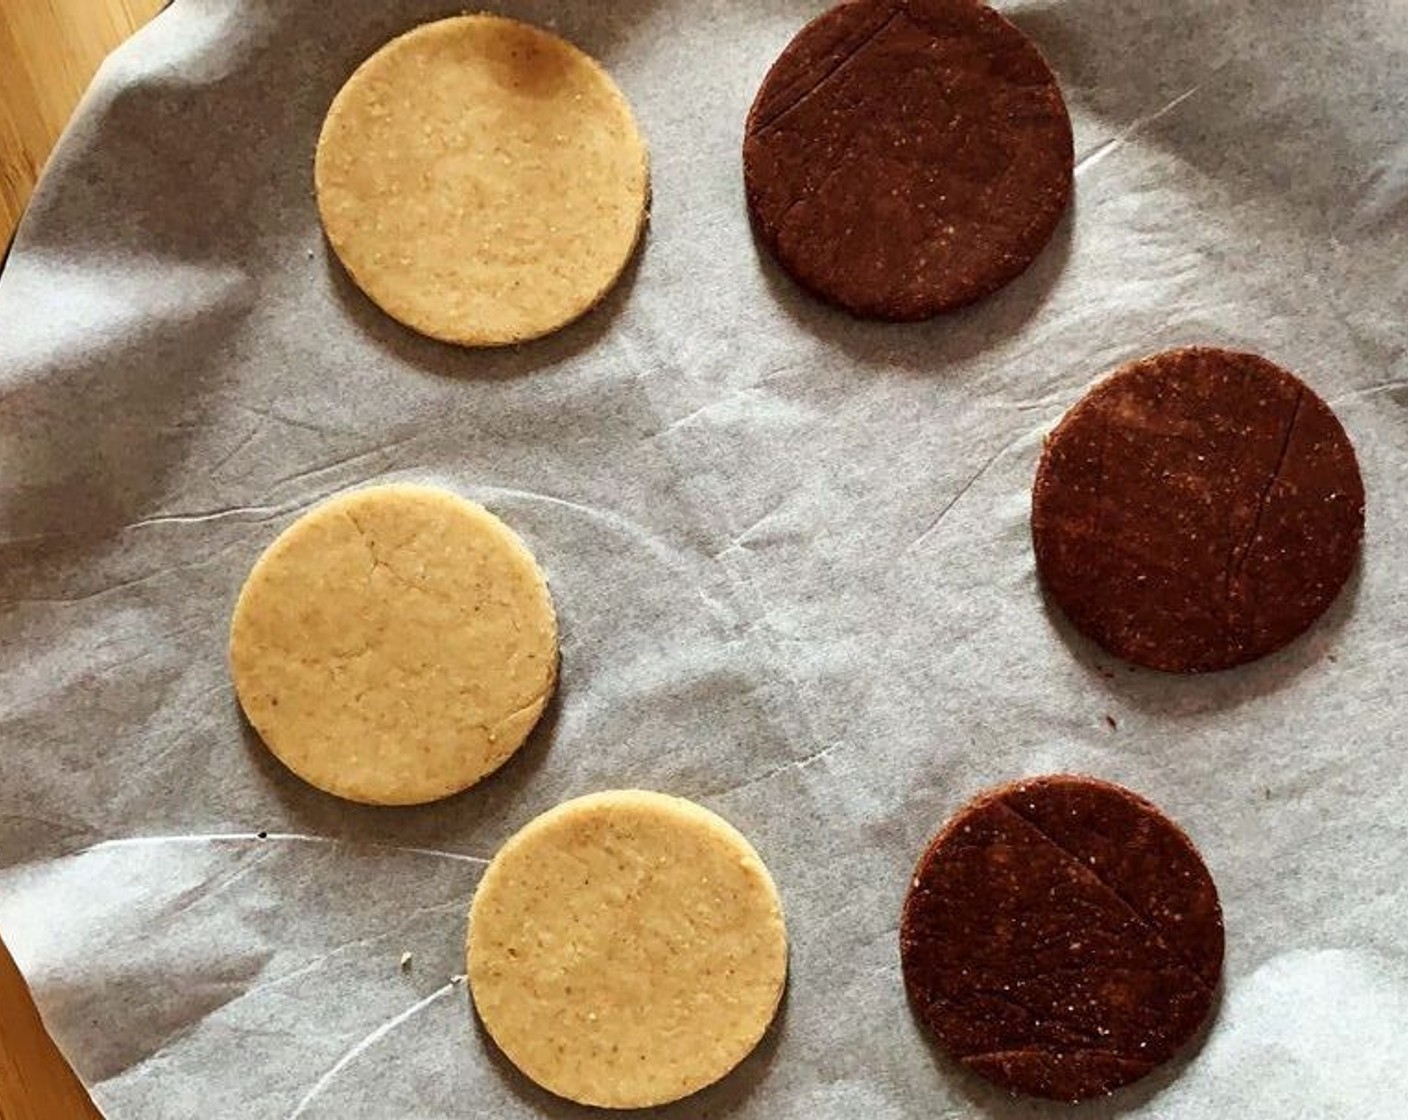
top-left (900, 776), bottom-right (1223, 1102)
top-left (1032, 347), bottom-right (1365, 673)
top-left (743, 0), bottom-right (1073, 320)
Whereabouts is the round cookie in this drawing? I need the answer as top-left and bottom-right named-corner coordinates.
top-left (900, 775), bottom-right (1223, 1102)
top-left (743, 0), bottom-right (1073, 320)
top-left (315, 15), bottom-right (649, 346)
top-left (467, 790), bottom-right (788, 1109)
top-left (229, 484), bottom-right (557, 806)
top-left (1032, 347), bottom-right (1365, 673)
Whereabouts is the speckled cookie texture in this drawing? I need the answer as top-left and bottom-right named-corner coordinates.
top-left (743, 0), bottom-right (1073, 319)
top-left (467, 790), bottom-right (788, 1109)
top-left (315, 14), bottom-right (649, 346)
top-left (229, 484), bottom-right (557, 806)
top-left (901, 775), bottom-right (1223, 1102)
top-left (1032, 347), bottom-right (1365, 673)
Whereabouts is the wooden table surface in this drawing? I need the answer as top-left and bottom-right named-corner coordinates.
top-left (0, 0), bottom-right (163, 243)
top-left (1, 6), bottom-right (164, 1115)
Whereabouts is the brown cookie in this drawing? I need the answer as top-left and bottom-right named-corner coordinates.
top-left (900, 775), bottom-right (1223, 1102)
top-left (743, 0), bottom-right (1073, 320)
top-left (1032, 347), bottom-right (1365, 673)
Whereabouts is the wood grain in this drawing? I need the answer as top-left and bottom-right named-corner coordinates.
top-left (0, 0), bottom-right (164, 243)
top-left (2, 4), bottom-right (165, 1113)
top-left (0, 937), bottom-right (102, 1119)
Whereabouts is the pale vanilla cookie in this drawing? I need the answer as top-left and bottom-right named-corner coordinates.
top-left (315, 14), bottom-right (650, 346)
top-left (467, 791), bottom-right (788, 1108)
top-left (229, 484), bottom-right (557, 806)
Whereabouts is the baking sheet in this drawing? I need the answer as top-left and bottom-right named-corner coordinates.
top-left (2, 0), bottom-right (1407, 1116)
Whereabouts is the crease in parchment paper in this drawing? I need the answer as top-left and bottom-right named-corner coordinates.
top-left (902, 422), bottom-right (1048, 557)
top-left (235, 901), bottom-right (467, 1008)
top-left (1075, 83), bottom-right (1205, 178)
top-left (286, 980), bottom-right (462, 1120)
top-left (80, 834), bottom-right (492, 865)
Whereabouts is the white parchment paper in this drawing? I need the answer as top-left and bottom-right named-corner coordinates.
top-left (2, 1), bottom-right (1407, 1116)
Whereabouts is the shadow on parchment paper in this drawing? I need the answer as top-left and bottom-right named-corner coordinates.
top-left (0, 287), bottom-right (255, 571)
top-left (468, 969), bottom-right (790, 1118)
top-left (1005, 0), bottom-right (1402, 240)
top-left (912, 979), bottom-right (1225, 1119)
top-left (238, 686), bottom-right (563, 849)
top-left (329, 0), bottom-right (665, 80)
top-left (753, 198), bottom-right (1075, 373)
top-left (324, 233), bottom-right (646, 382)
top-left (1037, 558), bottom-right (1363, 718)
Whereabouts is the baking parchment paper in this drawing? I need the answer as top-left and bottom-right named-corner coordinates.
top-left (2, 1), bottom-right (1407, 1116)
